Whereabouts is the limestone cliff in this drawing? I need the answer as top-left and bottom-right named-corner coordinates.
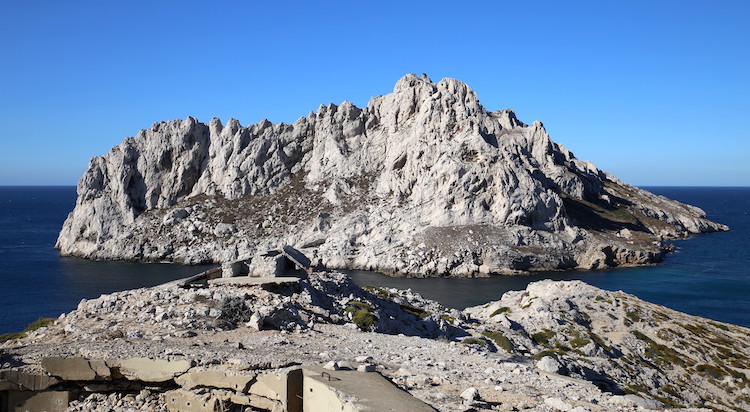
top-left (56, 74), bottom-right (727, 275)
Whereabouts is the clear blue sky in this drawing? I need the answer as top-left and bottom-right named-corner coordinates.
top-left (1, 1), bottom-right (748, 186)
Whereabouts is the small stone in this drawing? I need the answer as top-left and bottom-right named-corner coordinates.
top-left (337, 361), bottom-right (354, 370)
top-left (357, 364), bottom-right (376, 372)
top-left (544, 397), bottom-right (573, 411)
top-left (536, 356), bottom-right (562, 374)
top-left (460, 387), bottom-right (479, 401)
top-left (246, 313), bottom-right (263, 331)
top-left (323, 361), bottom-right (339, 371)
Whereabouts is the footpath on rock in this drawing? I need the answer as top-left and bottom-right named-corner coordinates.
top-left (2, 267), bottom-right (749, 411)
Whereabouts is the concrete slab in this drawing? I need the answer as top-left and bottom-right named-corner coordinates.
top-left (157, 267), bottom-right (221, 288)
top-left (282, 245), bottom-right (311, 270)
top-left (0, 370), bottom-right (59, 391)
top-left (164, 389), bottom-right (219, 412)
top-left (5, 390), bottom-right (70, 412)
top-left (42, 357), bottom-right (109, 381)
top-left (253, 368), bottom-right (303, 412)
top-left (115, 358), bottom-right (192, 383)
top-left (302, 366), bottom-right (436, 412)
top-left (208, 277), bottom-right (300, 286)
top-left (175, 369), bottom-right (257, 392)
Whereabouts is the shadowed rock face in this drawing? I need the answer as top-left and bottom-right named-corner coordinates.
top-left (56, 74), bottom-right (727, 276)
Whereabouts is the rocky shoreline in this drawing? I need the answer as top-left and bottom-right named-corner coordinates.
top-left (2, 271), bottom-right (748, 411)
top-left (55, 74), bottom-right (727, 276)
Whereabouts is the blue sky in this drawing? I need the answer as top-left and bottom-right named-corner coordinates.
top-left (1, 1), bottom-right (747, 186)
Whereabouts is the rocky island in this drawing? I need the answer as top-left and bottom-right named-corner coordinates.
top-left (8, 74), bottom-right (741, 411)
top-left (2, 271), bottom-right (748, 411)
top-left (56, 74), bottom-right (726, 276)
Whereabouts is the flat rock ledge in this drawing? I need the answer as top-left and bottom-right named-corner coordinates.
top-left (2, 272), bottom-right (749, 411)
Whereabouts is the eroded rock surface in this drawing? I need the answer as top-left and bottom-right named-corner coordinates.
top-left (2, 273), bottom-right (748, 411)
top-left (56, 74), bottom-right (727, 275)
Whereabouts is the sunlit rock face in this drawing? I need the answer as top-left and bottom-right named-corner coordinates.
top-left (56, 74), bottom-right (727, 276)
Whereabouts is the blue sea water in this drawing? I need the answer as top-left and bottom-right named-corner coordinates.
top-left (349, 187), bottom-right (750, 327)
top-left (0, 187), bottom-right (211, 334)
top-left (0, 186), bottom-right (748, 334)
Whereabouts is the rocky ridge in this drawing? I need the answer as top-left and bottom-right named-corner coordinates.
top-left (55, 74), bottom-right (727, 276)
top-left (3, 273), bottom-right (748, 411)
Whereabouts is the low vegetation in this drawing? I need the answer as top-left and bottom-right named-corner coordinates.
top-left (533, 349), bottom-right (565, 361)
top-left (0, 317), bottom-right (57, 343)
top-left (218, 296), bottom-right (251, 326)
top-left (345, 301), bottom-right (378, 331)
top-left (439, 314), bottom-right (456, 325)
top-left (531, 329), bottom-right (556, 345)
top-left (631, 330), bottom-right (687, 368)
top-left (481, 330), bottom-right (513, 352)
top-left (400, 303), bottom-right (431, 320)
top-left (490, 307), bottom-right (511, 317)
top-left (462, 337), bottom-right (488, 347)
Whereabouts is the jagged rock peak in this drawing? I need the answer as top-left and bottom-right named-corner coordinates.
top-left (56, 74), bottom-right (728, 275)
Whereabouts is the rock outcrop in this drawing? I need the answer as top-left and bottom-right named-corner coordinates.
top-left (3, 273), bottom-right (748, 410)
top-left (56, 74), bottom-right (727, 275)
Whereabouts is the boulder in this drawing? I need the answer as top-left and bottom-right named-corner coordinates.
top-left (460, 387), bottom-right (479, 401)
top-left (536, 356), bottom-right (562, 374)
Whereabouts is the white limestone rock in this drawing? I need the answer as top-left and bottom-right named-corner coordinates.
top-left (460, 387), bottom-right (479, 401)
top-left (56, 74), bottom-right (728, 275)
top-left (536, 356), bottom-right (562, 374)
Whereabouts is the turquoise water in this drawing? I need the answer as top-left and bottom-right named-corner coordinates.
top-left (0, 186), bottom-right (748, 333)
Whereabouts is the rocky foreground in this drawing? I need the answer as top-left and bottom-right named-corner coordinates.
top-left (56, 74), bottom-right (727, 275)
top-left (2, 272), bottom-right (748, 411)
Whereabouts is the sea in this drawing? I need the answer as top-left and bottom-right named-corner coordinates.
top-left (0, 186), bottom-right (748, 334)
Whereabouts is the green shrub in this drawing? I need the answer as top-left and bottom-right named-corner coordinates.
top-left (0, 332), bottom-right (25, 343)
top-left (439, 314), bottom-right (456, 325)
top-left (481, 330), bottom-right (513, 352)
top-left (709, 321), bottom-right (730, 331)
top-left (532, 350), bottom-right (563, 360)
top-left (345, 301), bottom-right (378, 331)
top-left (351, 310), bottom-right (378, 331)
top-left (531, 329), bottom-right (556, 345)
top-left (632, 331), bottom-right (686, 367)
top-left (24, 317), bottom-right (56, 332)
top-left (589, 332), bottom-right (609, 350)
top-left (569, 337), bottom-right (590, 348)
top-left (346, 301), bottom-right (374, 312)
top-left (490, 307), bottom-right (510, 317)
top-left (695, 364), bottom-right (724, 379)
top-left (400, 304), bottom-right (431, 320)
top-left (462, 337), bottom-right (488, 347)
top-left (364, 286), bottom-right (393, 301)
top-left (218, 296), bottom-right (251, 325)
top-left (0, 317), bottom-right (57, 343)
top-left (625, 310), bottom-right (641, 324)
top-left (631, 330), bottom-right (650, 341)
